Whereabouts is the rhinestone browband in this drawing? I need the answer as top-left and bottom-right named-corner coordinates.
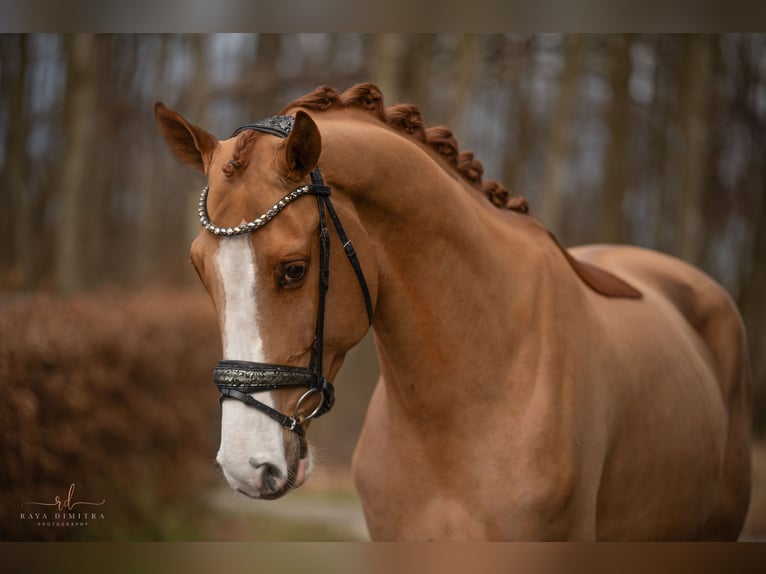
top-left (197, 183), bottom-right (316, 237)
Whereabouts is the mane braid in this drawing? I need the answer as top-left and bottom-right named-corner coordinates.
top-left (425, 126), bottom-right (459, 168)
top-left (385, 104), bottom-right (426, 143)
top-left (280, 82), bottom-right (530, 214)
top-left (278, 85), bottom-right (342, 115)
top-left (457, 151), bottom-right (484, 187)
top-left (223, 131), bottom-right (258, 177)
top-left (340, 83), bottom-right (386, 122)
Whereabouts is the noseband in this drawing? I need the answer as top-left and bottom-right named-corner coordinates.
top-left (200, 115), bottom-right (373, 458)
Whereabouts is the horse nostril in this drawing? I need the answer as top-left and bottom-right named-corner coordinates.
top-left (248, 458), bottom-right (283, 491)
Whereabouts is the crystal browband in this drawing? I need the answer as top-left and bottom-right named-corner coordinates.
top-left (197, 183), bottom-right (330, 237)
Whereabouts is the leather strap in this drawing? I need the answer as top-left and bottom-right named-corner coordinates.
top-left (219, 388), bottom-right (306, 436)
top-left (321, 191), bottom-right (374, 325)
top-left (231, 116), bottom-right (295, 139)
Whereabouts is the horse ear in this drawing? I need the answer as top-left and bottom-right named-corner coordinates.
top-left (282, 110), bottom-right (321, 180)
top-left (154, 102), bottom-right (218, 174)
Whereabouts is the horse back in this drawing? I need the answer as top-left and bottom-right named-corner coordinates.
top-left (570, 244), bottom-right (748, 402)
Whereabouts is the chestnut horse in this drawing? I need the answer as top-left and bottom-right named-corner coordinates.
top-left (155, 83), bottom-right (751, 541)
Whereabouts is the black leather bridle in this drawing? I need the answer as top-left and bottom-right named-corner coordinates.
top-left (199, 115), bottom-right (373, 459)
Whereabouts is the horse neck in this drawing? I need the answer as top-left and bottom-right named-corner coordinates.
top-left (318, 115), bottom-right (588, 421)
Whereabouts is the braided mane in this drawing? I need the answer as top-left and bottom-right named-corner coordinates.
top-left (226, 83), bottom-right (528, 214)
top-left (281, 83), bottom-right (528, 214)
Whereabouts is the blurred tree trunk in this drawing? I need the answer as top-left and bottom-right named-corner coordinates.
top-left (504, 36), bottom-right (535, 205)
top-left (678, 34), bottom-right (716, 266)
top-left (540, 34), bottom-right (583, 233)
top-left (55, 34), bottom-right (103, 292)
top-left (401, 34), bottom-right (435, 116)
top-left (182, 35), bottom-right (212, 248)
top-left (449, 34), bottom-right (479, 136)
top-left (600, 34), bottom-right (633, 244)
top-left (500, 39), bottom-right (519, 190)
top-left (732, 35), bottom-right (766, 433)
top-left (252, 33), bottom-right (281, 117)
top-left (652, 37), bottom-right (675, 252)
top-left (367, 34), bottom-right (406, 104)
top-left (134, 35), bottom-right (182, 284)
top-left (0, 35), bottom-right (30, 288)
top-left (177, 35), bottom-right (210, 115)
top-left (740, 182), bottom-right (766, 433)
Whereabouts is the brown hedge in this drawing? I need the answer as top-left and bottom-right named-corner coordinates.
top-left (0, 289), bottom-right (222, 540)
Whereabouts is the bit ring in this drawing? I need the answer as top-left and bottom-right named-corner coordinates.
top-left (294, 388), bottom-right (324, 423)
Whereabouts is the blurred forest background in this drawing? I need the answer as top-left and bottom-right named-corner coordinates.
top-left (1, 33), bottom-right (765, 540)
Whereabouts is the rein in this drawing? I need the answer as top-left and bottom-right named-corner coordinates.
top-left (200, 115), bottom-right (373, 459)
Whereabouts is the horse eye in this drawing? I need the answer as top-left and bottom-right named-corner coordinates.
top-left (281, 262), bottom-right (307, 286)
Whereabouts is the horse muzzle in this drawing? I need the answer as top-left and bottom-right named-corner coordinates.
top-left (218, 440), bottom-right (311, 500)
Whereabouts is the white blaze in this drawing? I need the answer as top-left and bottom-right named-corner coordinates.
top-left (214, 235), bottom-right (286, 490)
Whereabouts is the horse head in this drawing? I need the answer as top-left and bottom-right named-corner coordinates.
top-left (155, 103), bottom-right (376, 500)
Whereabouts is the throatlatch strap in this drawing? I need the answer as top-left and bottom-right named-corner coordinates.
top-left (323, 196), bottom-right (374, 325)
